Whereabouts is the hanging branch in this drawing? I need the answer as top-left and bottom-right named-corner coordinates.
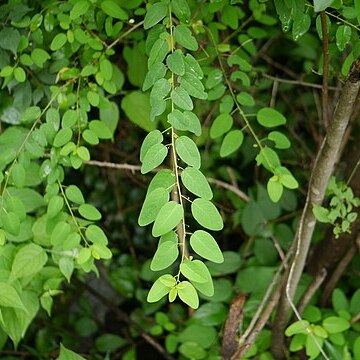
top-left (271, 57), bottom-right (360, 359)
top-left (320, 11), bottom-right (330, 128)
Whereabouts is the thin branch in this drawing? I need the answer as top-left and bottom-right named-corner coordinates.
top-left (85, 160), bottom-right (142, 172)
top-left (271, 58), bottom-right (360, 359)
top-left (207, 178), bottom-right (249, 202)
top-left (320, 11), bottom-right (330, 127)
top-left (262, 73), bottom-right (339, 91)
top-left (107, 20), bottom-right (144, 50)
top-left (297, 268), bottom-right (327, 314)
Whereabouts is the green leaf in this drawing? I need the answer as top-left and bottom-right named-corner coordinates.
top-left (11, 244), bottom-right (48, 279)
top-left (174, 25), bottom-right (198, 51)
top-left (61, 110), bottom-right (77, 128)
top-left (65, 185), bottom-right (85, 205)
top-left (305, 334), bottom-right (322, 359)
top-left (121, 92), bottom-right (155, 132)
top-left (336, 25), bottom-right (351, 51)
top-left (314, 0), bottom-right (335, 12)
top-left (144, 2), bottom-right (168, 29)
top-left (100, 59), bottom-right (113, 82)
top-left (181, 167), bottom-right (212, 200)
top-left (14, 67), bottom-right (26, 83)
top-left (175, 136), bottom-right (201, 169)
top-left (57, 343), bottom-right (86, 360)
top-left (191, 198), bottom-right (223, 231)
top-left (78, 204), bottom-right (102, 221)
top-left (236, 91), bottom-right (255, 107)
top-left (152, 201), bottom-right (184, 237)
top-left (177, 281), bottom-right (199, 309)
top-left (184, 54), bottom-right (203, 79)
top-left (70, 0), bottom-right (90, 20)
top-left (172, 0), bottom-right (191, 22)
top-left (0, 282), bottom-right (26, 311)
top-left (53, 128), bottom-right (73, 147)
top-left (332, 289), bottom-right (349, 312)
top-left (148, 169), bottom-right (176, 194)
top-left (141, 143), bottom-right (168, 174)
top-left (148, 37), bottom-right (169, 68)
top-left (220, 130), bottom-right (244, 157)
top-left (142, 62), bottom-right (167, 91)
top-left (312, 205), bottom-right (331, 223)
top-left (267, 177), bottom-right (283, 203)
top-left (147, 274), bottom-right (175, 302)
top-left (257, 107), bottom-right (287, 128)
top-left (168, 110), bottom-right (202, 136)
top-left (50, 33), bottom-right (67, 51)
top-left (20, 106), bottom-right (41, 123)
top-left (350, 289), bottom-right (360, 314)
top-left (268, 131), bottom-right (291, 149)
top-left (166, 50), bottom-right (185, 76)
top-left (89, 120), bottom-right (112, 139)
top-left (210, 114), bottom-right (233, 139)
top-left (83, 129), bottom-right (99, 145)
top-left (101, 0), bottom-right (128, 20)
top-left (0, 28), bottom-right (20, 55)
top-left (47, 195), bottom-right (64, 219)
top-left (206, 69), bottom-right (223, 89)
top-left (78, 248), bottom-right (91, 264)
top-left (179, 72), bottom-right (207, 100)
top-left (138, 187), bottom-right (169, 226)
top-left (51, 222), bottom-right (71, 246)
top-left (85, 225), bottom-right (108, 246)
top-left (180, 259), bottom-right (209, 283)
top-left (151, 231), bottom-right (179, 271)
top-left (322, 316), bottom-right (350, 334)
top-left (59, 257), bottom-right (74, 283)
top-left (171, 87), bottom-right (193, 111)
top-left (285, 320), bottom-right (310, 336)
top-left (140, 130), bottom-right (163, 162)
top-left (190, 230), bottom-right (223, 263)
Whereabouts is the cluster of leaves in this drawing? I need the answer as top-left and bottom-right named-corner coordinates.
top-left (285, 288), bottom-right (360, 359)
top-left (313, 176), bottom-right (359, 238)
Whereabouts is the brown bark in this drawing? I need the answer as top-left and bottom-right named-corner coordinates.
top-left (271, 58), bottom-right (360, 359)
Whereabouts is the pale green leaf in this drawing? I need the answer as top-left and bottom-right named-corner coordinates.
top-left (175, 136), bottom-right (201, 169)
top-left (181, 167), bottom-right (212, 200)
top-left (138, 187), bottom-right (169, 226)
top-left (180, 72), bottom-right (207, 100)
top-left (220, 130), bottom-right (244, 157)
top-left (85, 225), bottom-right (108, 246)
top-left (151, 231), bottom-right (179, 271)
top-left (78, 204), bottom-right (102, 221)
top-left (177, 281), bottom-right (199, 309)
top-left (147, 274), bottom-right (175, 302)
top-left (0, 282), bottom-right (27, 311)
top-left (210, 114), bottom-right (233, 139)
top-left (180, 259), bottom-right (209, 283)
top-left (152, 201), bottom-right (184, 237)
top-left (168, 110), bottom-right (202, 136)
top-left (11, 244), bottom-right (48, 279)
top-left (312, 205), bottom-right (331, 223)
top-left (65, 185), bottom-right (85, 205)
top-left (322, 317), bottom-right (350, 333)
top-left (267, 177), bottom-right (283, 203)
top-left (190, 230), bottom-right (223, 263)
top-left (268, 131), bottom-right (291, 149)
top-left (47, 195), bottom-right (64, 219)
top-left (257, 107), bottom-right (286, 128)
top-left (57, 343), bottom-right (86, 360)
top-left (140, 130), bottom-right (163, 162)
top-left (59, 257), bottom-right (74, 283)
top-left (191, 198), bottom-right (223, 231)
top-left (70, 0), bottom-right (90, 20)
top-left (50, 33), bottom-right (67, 51)
top-left (141, 143), bottom-right (168, 174)
top-left (147, 169), bottom-right (176, 194)
top-left (314, 0), bottom-right (335, 12)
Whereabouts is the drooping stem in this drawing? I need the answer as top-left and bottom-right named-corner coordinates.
top-left (320, 11), bottom-right (329, 128)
